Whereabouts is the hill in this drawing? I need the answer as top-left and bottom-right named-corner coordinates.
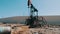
top-left (0, 16), bottom-right (60, 25)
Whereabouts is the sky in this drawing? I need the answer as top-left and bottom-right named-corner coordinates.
top-left (0, 0), bottom-right (60, 18)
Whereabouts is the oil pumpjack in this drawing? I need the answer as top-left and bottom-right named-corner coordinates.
top-left (25, 0), bottom-right (47, 28)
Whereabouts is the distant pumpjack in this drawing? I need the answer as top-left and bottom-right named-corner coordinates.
top-left (25, 0), bottom-right (47, 28)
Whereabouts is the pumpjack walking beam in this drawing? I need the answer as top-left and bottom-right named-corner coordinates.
top-left (28, 0), bottom-right (38, 18)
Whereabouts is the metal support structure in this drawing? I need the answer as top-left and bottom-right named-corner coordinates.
top-left (25, 0), bottom-right (47, 28)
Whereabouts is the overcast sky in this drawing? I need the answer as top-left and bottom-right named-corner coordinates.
top-left (0, 0), bottom-right (60, 18)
